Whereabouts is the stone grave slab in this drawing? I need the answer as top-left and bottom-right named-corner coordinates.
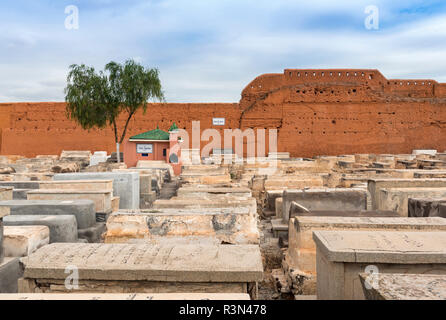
top-left (313, 230), bottom-right (446, 300)
top-left (0, 200), bottom-right (96, 229)
top-left (4, 215), bottom-right (77, 243)
top-left (408, 198), bottom-right (446, 218)
top-left (27, 189), bottom-right (112, 214)
top-left (0, 293), bottom-right (251, 300)
top-left (367, 178), bottom-right (446, 210)
top-left (53, 172), bottom-right (140, 209)
top-left (282, 188), bottom-right (367, 223)
top-left (39, 180), bottom-right (113, 191)
top-left (359, 273), bottom-right (446, 300)
top-left (286, 216), bottom-right (446, 295)
top-left (105, 207), bottom-right (259, 245)
top-left (379, 187), bottom-right (446, 216)
top-left (0, 258), bottom-right (22, 293)
top-left (3, 226), bottom-right (49, 257)
top-left (19, 243), bottom-right (263, 298)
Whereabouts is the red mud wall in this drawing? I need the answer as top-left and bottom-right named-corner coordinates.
top-left (1, 69), bottom-right (445, 158)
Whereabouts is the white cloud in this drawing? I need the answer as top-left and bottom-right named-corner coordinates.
top-left (1, 1), bottom-right (446, 102)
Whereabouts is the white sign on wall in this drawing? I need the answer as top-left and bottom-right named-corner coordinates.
top-left (137, 144), bottom-right (153, 154)
top-left (213, 118), bottom-right (225, 126)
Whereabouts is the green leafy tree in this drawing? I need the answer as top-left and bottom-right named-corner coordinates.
top-left (64, 59), bottom-right (165, 163)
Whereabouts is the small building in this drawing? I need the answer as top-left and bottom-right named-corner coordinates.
top-left (124, 123), bottom-right (182, 175)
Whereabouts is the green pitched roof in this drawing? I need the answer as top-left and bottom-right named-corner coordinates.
top-left (168, 122), bottom-right (179, 132)
top-left (129, 127), bottom-right (170, 141)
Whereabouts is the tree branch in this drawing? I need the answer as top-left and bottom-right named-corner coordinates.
top-left (119, 109), bottom-right (136, 144)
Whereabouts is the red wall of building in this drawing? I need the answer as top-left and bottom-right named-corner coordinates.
top-left (1, 69), bottom-right (445, 158)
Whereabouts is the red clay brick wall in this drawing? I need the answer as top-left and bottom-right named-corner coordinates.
top-left (1, 69), bottom-right (445, 158)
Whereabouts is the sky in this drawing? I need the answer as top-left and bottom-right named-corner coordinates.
top-left (1, 0), bottom-right (446, 102)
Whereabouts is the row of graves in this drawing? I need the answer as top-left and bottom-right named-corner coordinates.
top-left (1, 148), bottom-right (446, 300)
top-left (239, 150), bottom-right (446, 300)
top-left (0, 151), bottom-right (262, 300)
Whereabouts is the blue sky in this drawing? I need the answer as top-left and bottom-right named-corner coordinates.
top-left (1, 0), bottom-right (446, 102)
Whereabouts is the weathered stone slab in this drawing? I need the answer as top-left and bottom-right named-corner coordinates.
top-left (290, 217), bottom-right (446, 273)
top-left (177, 187), bottom-right (251, 198)
top-left (53, 172), bottom-right (140, 209)
top-left (414, 171), bottom-right (446, 178)
top-left (367, 178), bottom-right (446, 210)
top-left (290, 209), bottom-right (399, 218)
top-left (379, 187), bottom-right (446, 216)
top-left (275, 198), bottom-right (283, 219)
top-left (89, 151), bottom-right (108, 166)
top-left (19, 243), bottom-right (263, 296)
top-left (39, 180), bottom-right (113, 191)
top-left (78, 223), bottom-right (106, 243)
top-left (286, 216), bottom-right (446, 296)
top-left (282, 188), bottom-right (367, 223)
top-left (314, 231), bottom-right (446, 300)
top-left (136, 161), bottom-right (174, 177)
top-left (264, 177), bottom-right (323, 189)
top-left (0, 293), bottom-right (251, 300)
top-left (359, 273), bottom-right (446, 300)
top-left (0, 258), bottom-right (22, 293)
top-left (408, 198), bottom-right (446, 218)
top-left (12, 189), bottom-right (32, 200)
top-left (266, 190), bottom-right (283, 211)
top-left (154, 198), bottom-right (257, 214)
top-left (27, 189), bottom-right (112, 214)
top-left (0, 200), bottom-right (96, 229)
top-left (105, 208), bottom-right (259, 245)
top-left (3, 226), bottom-right (49, 257)
top-left (441, 204), bottom-right (446, 218)
top-left (4, 215), bottom-right (78, 243)
top-left (0, 219), bottom-right (3, 263)
top-left (0, 187), bottom-right (13, 201)
top-left (0, 182), bottom-right (40, 189)
top-left (413, 149), bottom-right (437, 156)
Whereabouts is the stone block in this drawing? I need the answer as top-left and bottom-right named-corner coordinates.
top-left (104, 207), bottom-right (259, 245)
top-left (288, 216), bottom-right (446, 295)
top-left (4, 215), bottom-right (78, 243)
top-left (0, 258), bottom-right (22, 293)
top-left (266, 190), bottom-right (283, 211)
top-left (408, 198), bottom-right (446, 218)
top-left (177, 186), bottom-right (251, 198)
top-left (89, 151), bottom-right (108, 166)
top-left (139, 192), bottom-right (156, 209)
top-left (379, 187), bottom-right (446, 216)
top-left (140, 174), bottom-right (152, 194)
top-left (0, 293), bottom-right (251, 300)
top-left (0, 200), bottom-right (96, 229)
top-left (0, 187), bottom-right (13, 201)
top-left (78, 223), bottom-right (106, 243)
top-left (0, 219), bottom-right (3, 263)
top-left (441, 204), bottom-right (446, 217)
top-left (27, 189), bottom-right (112, 214)
top-left (314, 230), bottom-right (446, 300)
top-left (19, 243), bottom-right (263, 297)
top-left (275, 198), bottom-right (283, 219)
top-left (0, 181), bottom-right (40, 189)
top-left (282, 188), bottom-right (367, 223)
top-left (154, 198), bottom-right (257, 214)
top-left (111, 196), bottom-right (120, 213)
top-left (3, 226), bottom-right (49, 257)
top-left (367, 178), bottom-right (446, 210)
top-left (359, 273), bottom-right (446, 300)
top-left (12, 189), bottom-right (31, 200)
top-left (39, 180), bottom-right (113, 191)
top-left (53, 172), bottom-right (140, 209)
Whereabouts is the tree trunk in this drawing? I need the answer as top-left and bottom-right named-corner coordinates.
top-left (116, 142), bottom-right (121, 163)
